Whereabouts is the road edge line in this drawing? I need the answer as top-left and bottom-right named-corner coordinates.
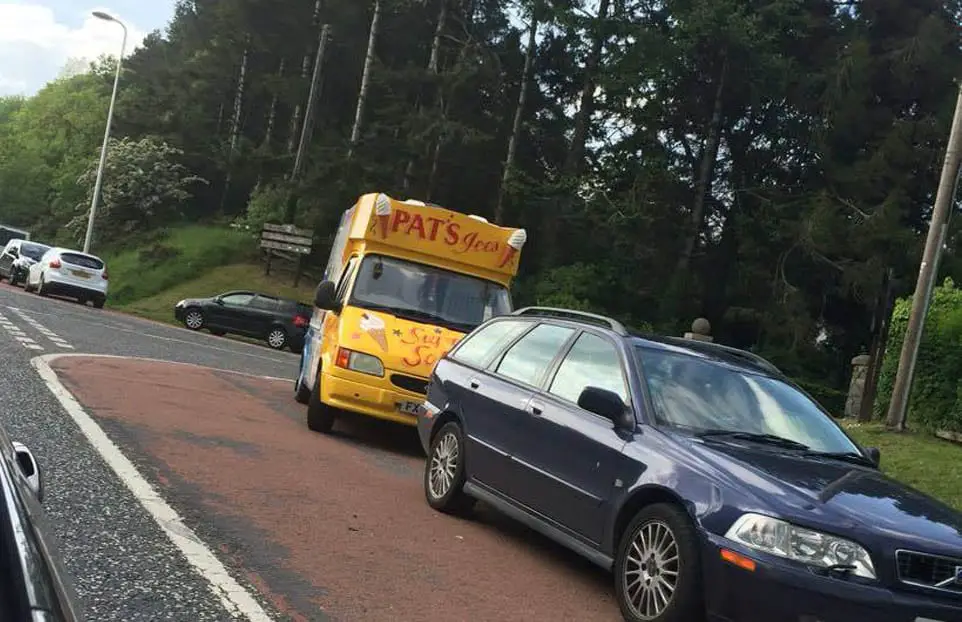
top-left (30, 353), bottom-right (275, 622)
top-left (37, 352), bottom-right (294, 384)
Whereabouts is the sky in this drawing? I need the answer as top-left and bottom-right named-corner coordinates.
top-left (0, 0), bottom-right (177, 96)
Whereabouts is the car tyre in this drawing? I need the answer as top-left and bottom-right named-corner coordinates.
top-left (93, 297), bottom-right (105, 309)
top-left (183, 308), bottom-right (204, 331)
top-left (266, 327), bottom-right (287, 350)
top-left (294, 353), bottom-right (311, 404)
top-left (614, 503), bottom-right (704, 622)
top-left (424, 422), bottom-right (475, 515)
top-left (36, 275), bottom-right (47, 296)
top-left (306, 375), bottom-right (336, 433)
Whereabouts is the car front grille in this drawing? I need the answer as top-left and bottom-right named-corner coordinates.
top-left (896, 549), bottom-right (962, 594)
top-left (390, 373), bottom-right (428, 395)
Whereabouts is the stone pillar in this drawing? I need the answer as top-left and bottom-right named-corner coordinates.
top-left (684, 318), bottom-right (713, 342)
top-left (845, 354), bottom-right (871, 418)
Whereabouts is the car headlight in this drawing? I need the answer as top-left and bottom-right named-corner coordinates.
top-left (725, 513), bottom-right (876, 579)
top-left (335, 348), bottom-right (384, 377)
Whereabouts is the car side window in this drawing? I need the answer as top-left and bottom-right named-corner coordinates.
top-left (549, 332), bottom-right (629, 404)
top-left (450, 320), bottom-right (529, 368)
top-left (221, 293), bottom-right (254, 306)
top-left (250, 295), bottom-right (279, 310)
top-left (496, 323), bottom-right (576, 387)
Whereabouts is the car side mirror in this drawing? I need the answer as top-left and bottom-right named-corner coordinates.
top-left (12, 442), bottom-right (42, 502)
top-left (9, 249), bottom-right (17, 258)
top-left (213, 297), bottom-right (224, 305)
top-left (864, 446), bottom-right (881, 468)
top-left (314, 280), bottom-right (339, 311)
top-left (578, 387), bottom-right (634, 430)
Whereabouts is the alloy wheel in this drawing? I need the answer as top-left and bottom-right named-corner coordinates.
top-left (623, 519), bottom-right (680, 620)
top-left (428, 431), bottom-right (459, 500)
top-left (185, 311), bottom-right (203, 330)
top-left (268, 329), bottom-right (286, 349)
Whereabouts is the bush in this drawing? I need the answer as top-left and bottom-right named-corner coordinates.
top-left (876, 278), bottom-right (962, 432)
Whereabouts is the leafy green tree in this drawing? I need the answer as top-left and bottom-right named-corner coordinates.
top-left (69, 136), bottom-right (208, 246)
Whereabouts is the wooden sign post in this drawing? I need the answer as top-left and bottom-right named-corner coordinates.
top-left (260, 223), bottom-right (313, 286)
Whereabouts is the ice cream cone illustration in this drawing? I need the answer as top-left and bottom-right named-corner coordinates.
top-left (360, 313), bottom-right (388, 352)
top-left (374, 193), bottom-right (392, 239)
top-left (498, 228), bottom-right (527, 268)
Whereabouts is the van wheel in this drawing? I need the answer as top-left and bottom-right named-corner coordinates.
top-left (614, 503), bottom-right (704, 622)
top-left (424, 422), bottom-right (475, 515)
top-left (306, 377), bottom-right (336, 433)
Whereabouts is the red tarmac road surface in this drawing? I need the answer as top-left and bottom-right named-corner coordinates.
top-left (52, 356), bottom-right (619, 621)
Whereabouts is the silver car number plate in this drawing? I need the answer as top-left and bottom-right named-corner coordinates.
top-left (70, 269), bottom-right (90, 279)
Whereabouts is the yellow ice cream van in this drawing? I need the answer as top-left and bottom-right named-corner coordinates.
top-left (294, 192), bottom-right (527, 433)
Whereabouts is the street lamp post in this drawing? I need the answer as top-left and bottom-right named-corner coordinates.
top-left (83, 11), bottom-right (128, 254)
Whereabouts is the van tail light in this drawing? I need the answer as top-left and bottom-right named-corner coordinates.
top-left (48, 258), bottom-right (61, 269)
top-left (293, 315), bottom-right (308, 328)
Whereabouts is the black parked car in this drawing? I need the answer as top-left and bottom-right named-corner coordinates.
top-left (174, 290), bottom-right (311, 351)
top-left (0, 424), bottom-right (81, 621)
top-left (0, 239), bottom-right (51, 286)
top-left (418, 307), bottom-right (962, 622)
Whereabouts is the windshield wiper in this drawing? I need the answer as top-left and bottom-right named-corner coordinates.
top-left (358, 303), bottom-right (466, 332)
top-left (800, 451), bottom-right (875, 467)
top-left (696, 430), bottom-right (810, 450)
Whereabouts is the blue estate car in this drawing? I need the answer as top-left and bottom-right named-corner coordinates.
top-left (417, 307), bottom-right (962, 622)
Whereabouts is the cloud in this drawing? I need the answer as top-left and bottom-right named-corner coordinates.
top-left (0, 3), bottom-right (145, 96)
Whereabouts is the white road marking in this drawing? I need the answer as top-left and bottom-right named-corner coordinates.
top-left (8, 307), bottom-right (73, 349)
top-left (32, 354), bottom-right (275, 621)
top-left (0, 312), bottom-right (43, 351)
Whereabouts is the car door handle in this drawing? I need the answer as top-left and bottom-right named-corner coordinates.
top-left (469, 378), bottom-right (480, 390)
top-left (529, 400), bottom-right (545, 416)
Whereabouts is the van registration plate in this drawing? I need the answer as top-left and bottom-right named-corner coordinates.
top-left (396, 401), bottom-right (422, 416)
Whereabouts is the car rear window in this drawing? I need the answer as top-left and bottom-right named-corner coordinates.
top-left (61, 253), bottom-right (104, 270)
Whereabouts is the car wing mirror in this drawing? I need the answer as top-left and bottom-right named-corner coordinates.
top-left (314, 280), bottom-right (340, 311)
top-left (12, 442), bottom-right (42, 502)
top-left (864, 446), bottom-right (881, 468)
top-left (213, 297), bottom-right (224, 305)
top-left (577, 387), bottom-right (634, 430)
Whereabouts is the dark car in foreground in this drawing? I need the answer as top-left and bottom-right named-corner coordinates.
top-left (418, 307), bottom-right (962, 622)
top-left (0, 239), bottom-right (51, 286)
top-left (174, 290), bottom-right (311, 351)
top-left (0, 423), bottom-right (81, 620)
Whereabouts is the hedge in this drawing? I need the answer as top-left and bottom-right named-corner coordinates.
top-left (876, 278), bottom-right (962, 432)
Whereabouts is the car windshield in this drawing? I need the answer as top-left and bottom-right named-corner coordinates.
top-left (349, 254), bottom-right (511, 332)
top-left (638, 347), bottom-right (859, 454)
top-left (20, 243), bottom-right (49, 261)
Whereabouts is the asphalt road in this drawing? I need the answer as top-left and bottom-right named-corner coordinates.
top-left (0, 283), bottom-right (299, 621)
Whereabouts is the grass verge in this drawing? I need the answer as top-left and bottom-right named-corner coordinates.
top-left (103, 225), bottom-right (258, 306)
top-left (116, 263), bottom-right (316, 325)
top-left (843, 421), bottom-right (962, 511)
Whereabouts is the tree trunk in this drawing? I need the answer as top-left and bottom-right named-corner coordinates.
top-left (677, 52), bottom-right (728, 274)
top-left (541, 0), bottom-right (611, 267)
top-left (288, 0), bottom-right (323, 154)
top-left (348, 0), bottom-right (381, 159)
top-left (403, 0), bottom-right (449, 192)
top-left (494, 11), bottom-right (538, 224)
top-left (263, 58), bottom-right (285, 148)
top-left (228, 42), bottom-right (249, 156)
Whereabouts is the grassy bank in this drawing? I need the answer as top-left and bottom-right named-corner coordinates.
top-left (103, 225), bottom-right (258, 306)
top-left (843, 421), bottom-right (962, 511)
top-left (116, 263), bottom-right (316, 324)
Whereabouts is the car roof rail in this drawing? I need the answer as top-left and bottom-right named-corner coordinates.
top-left (670, 337), bottom-right (782, 375)
top-left (511, 307), bottom-right (628, 335)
